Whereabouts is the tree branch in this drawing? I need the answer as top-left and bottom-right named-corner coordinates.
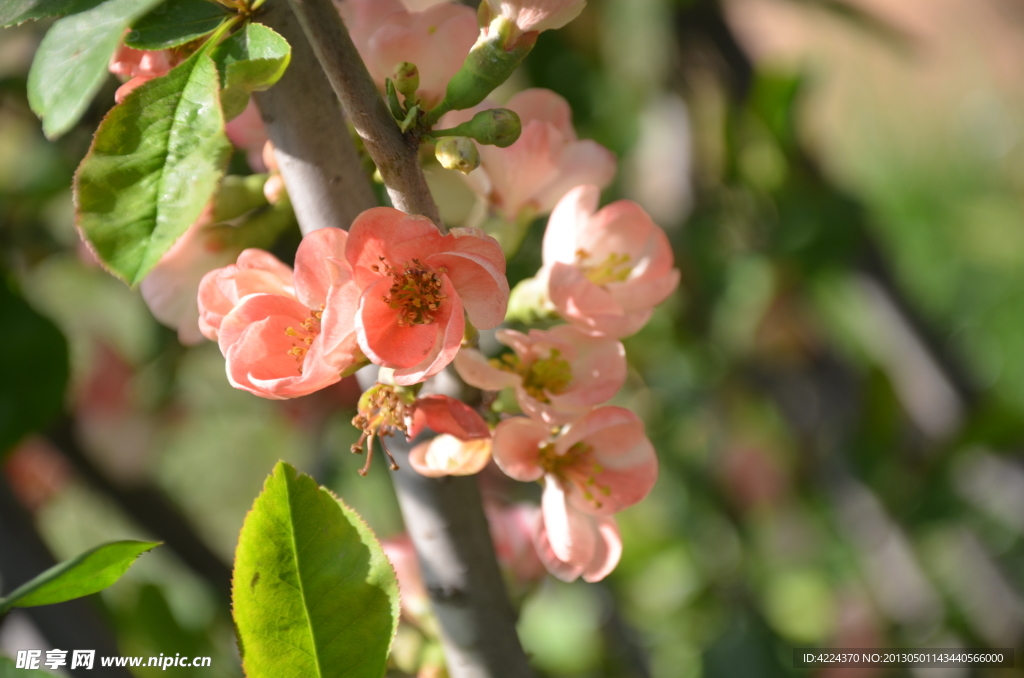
top-left (254, 1), bottom-right (377, 235)
top-left (280, 0), bottom-right (444, 227)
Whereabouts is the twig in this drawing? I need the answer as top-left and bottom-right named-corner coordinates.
top-left (281, 0), bottom-right (444, 227)
top-left (254, 1), bottom-right (377, 235)
top-left (0, 473), bottom-right (133, 678)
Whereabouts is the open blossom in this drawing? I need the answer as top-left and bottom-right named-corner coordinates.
top-left (338, 0), bottom-right (477, 109)
top-left (346, 208), bottom-right (508, 385)
top-left (454, 325), bottom-right (626, 425)
top-left (534, 499), bottom-right (621, 582)
top-left (406, 395), bottom-right (493, 477)
top-left (492, 407), bottom-right (658, 516)
top-left (541, 184), bottom-right (680, 338)
top-left (197, 248), bottom-right (295, 341)
top-left (484, 0), bottom-right (586, 35)
top-left (440, 89), bottom-right (615, 222)
top-left (210, 228), bottom-right (361, 399)
top-left (109, 44), bottom-right (175, 103)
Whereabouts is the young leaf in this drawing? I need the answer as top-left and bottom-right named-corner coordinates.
top-left (233, 462), bottom-right (399, 678)
top-left (126, 0), bottom-right (231, 51)
top-left (0, 541), bottom-right (160, 615)
top-left (27, 0), bottom-right (164, 138)
top-left (212, 23), bottom-right (291, 120)
top-left (75, 49), bottom-right (232, 285)
top-left (0, 0), bottom-right (77, 27)
top-left (0, 281), bottom-right (69, 458)
top-left (0, 657), bottom-right (58, 677)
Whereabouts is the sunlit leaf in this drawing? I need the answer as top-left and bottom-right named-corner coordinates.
top-left (0, 0), bottom-right (77, 27)
top-left (74, 49), bottom-right (231, 285)
top-left (212, 22), bottom-right (290, 120)
top-left (232, 462), bottom-right (399, 678)
top-left (0, 541), bottom-right (160, 614)
top-left (126, 0), bottom-right (231, 50)
top-left (27, 0), bottom-right (164, 138)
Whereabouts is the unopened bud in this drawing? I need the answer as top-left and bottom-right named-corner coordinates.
top-left (392, 62), bottom-right (420, 101)
top-left (263, 174), bottom-right (287, 205)
top-left (435, 137), bottom-right (480, 175)
top-left (464, 108), bottom-right (521, 147)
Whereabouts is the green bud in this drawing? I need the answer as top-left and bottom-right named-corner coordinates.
top-left (465, 108), bottom-right (522, 147)
top-left (392, 61), bottom-right (420, 101)
top-left (212, 174), bottom-right (270, 223)
top-left (434, 136), bottom-right (480, 175)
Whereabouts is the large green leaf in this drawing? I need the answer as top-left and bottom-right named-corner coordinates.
top-left (233, 462), bottom-right (399, 678)
top-left (126, 0), bottom-right (230, 50)
top-left (0, 541), bottom-right (160, 615)
top-left (212, 22), bottom-right (290, 120)
top-left (27, 0), bottom-right (164, 139)
top-left (0, 0), bottom-right (78, 27)
top-left (0, 657), bottom-right (58, 676)
top-left (0, 281), bottom-right (68, 457)
top-left (75, 49), bottom-right (231, 285)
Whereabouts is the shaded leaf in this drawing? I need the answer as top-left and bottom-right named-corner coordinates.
top-left (27, 0), bottom-right (164, 138)
top-left (212, 22), bottom-right (290, 120)
top-left (0, 0), bottom-right (78, 27)
top-left (0, 541), bottom-right (160, 615)
top-left (0, 656), bottom-right (59, 676)
top-left (0, 281), bottom-right (68, 457)
top-left (126, 0), bottom-right (230, 50)
top-left (232, 462), bottom-right (399, 678)
top-left (74, 49), bottom-right (231, 285)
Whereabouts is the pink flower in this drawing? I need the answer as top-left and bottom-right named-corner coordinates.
top-left (440, 89), bottom-right (615, 221)
top-left (491, 407), bottom-right (658, 516)
top-left (141, 206), bottom-right (239, 345)
top-left (407, 395), bottom-right (493, 477)
top-left (213, 228), bottom-right (362, 399)
top-left (484, 0), bottom-right (587, 34)
top-left (534, 498), bottom-right (621, 582)
top-left (346, 208), bottom-right (509, 385)
top-left (542, 184), bottom-right (680, 338)
top-left (454, 325), bottom-right (626, 425)
top-left (485, 502), bottom-right (547, 586)
top-left (339, 0), bottom-right (478, 109)
top-left (109, 44), bottom-right (175, 103)
top-left (197, 248), bottom-right (295, 341)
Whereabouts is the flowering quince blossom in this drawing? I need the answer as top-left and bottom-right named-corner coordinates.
top-left (440, 89), bottom-right (615, 222)
top-left (108, 44), bottom-right (176, 103)
top-left (338, 0), bottom-right (478, 108)
top-left (206, 228), bottom-right (361, 400)
top-left (454, 325), bottom-right (626, 425)
top-left (346, 207), bottom-right (509, 385)
top-left (534, 500), bottom-right (621, 582)
top-left (483, 0), bottom-right (587, 35)
top-left (197, 247), bottom-right (295, 341)
top-left (541, 184), bottom-right (681, 338)
top-left (406, 395), bottom-right (493, 477)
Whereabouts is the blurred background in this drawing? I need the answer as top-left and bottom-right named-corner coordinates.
top-left (3, 0), bottom-right (1024, 675)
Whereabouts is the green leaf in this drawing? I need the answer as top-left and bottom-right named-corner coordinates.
top-left (27, 0), bottom-right (165, 138)
top-left (0, 0), bottom-right (78, 27)
top-left (0, 541), bottom-right (160, 615)
top-left (233, 462), bottom-right (399, 678)
top-left (0, 656), bottom-right (59, 676)
top-left (0, 281), bottom-right (69, 457)
top-left (74, 49), bottom-right (232, 285)
top-left (212, 22), bottom-right (290, 120)
top-left (126, 0), bottom-right (230, 50)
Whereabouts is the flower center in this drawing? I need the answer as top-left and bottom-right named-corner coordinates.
top-left (372, 257), bottom-right (448, 326)
top-left (538, 440), bottom-right (612, 509)
top-left (490, 350), bottom-right (572, 403)
top-left (284, 307), bottom-right (323, 374)
top-left (350, 384), bottom-right (412, 476)
top-left (575, 248), bottom-right (633, 286)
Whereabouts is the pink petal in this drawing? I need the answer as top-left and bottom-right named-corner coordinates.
top-left (479, 120), bottom-right (563, 219)
top-left (294, 227), bottom-right (350, 308)
top-left (506, 88), bottom-right (576, 139)
top-left (491, 417), bottom-right (549, 482)
top-left (409, 436), bottom-right (492, 477)
top-left (581, 514), bottom-right (622, 583)
top-left (532, 515), bottom-right (584, 582)
top-left (541, 479), bottom-right (596, 565)
top-left (355, 278), bottom-right (442, 369)
top-left (319, 280), bottom-right (361, 364)
top-left (392, 293), bottom-right (465, 386)
top-left (533, 140), bottom-right (617, 215)
top-left (407, 394), bottom-right (490, 440)
top-left (425, 240), bottom-right (509, 330)
top-left (346, 208), bottom-right (442, 288)
top-left (217, 293), bottom-right (309, 355)
top-left (542, 184), bottom-right (599, 266)
top-left (453, 348), bottom-right (520, 391)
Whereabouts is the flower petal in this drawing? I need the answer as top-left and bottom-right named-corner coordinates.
top-left (453, 348), bottom-right (520, 391)
top-left (491, 417), bottom-right (549, 482)
top-left (294, 227), bottom-right (350, 308)
top-left (408, 394), bottom-right (490, 440)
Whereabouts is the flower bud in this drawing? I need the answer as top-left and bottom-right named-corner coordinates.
top-left (435, 136), bottom-right (481, 175)
top-left (465, 108), bottom-right (523, 148)
top-left (392, 61), bottom-right (420, 101)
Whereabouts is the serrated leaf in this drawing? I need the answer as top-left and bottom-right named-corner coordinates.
top-left (0, 541), bottom-right (160, 614)
top-left (0, 656), bottom-right (59, 677)
top-left (0, 0), bottom-right (78, 27)
top-left (74, 49), bottom-right (232, 285)
top-left (125, 0), bottom-right (230, 50)
top-left (212, 22), bottom-right (290, 120)
top-left (27, 0), bottom-right (164, 138)
top-left (0, 281), bottom-right (68, 457)
top-left (233, 462), bottom-right (399, 678)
